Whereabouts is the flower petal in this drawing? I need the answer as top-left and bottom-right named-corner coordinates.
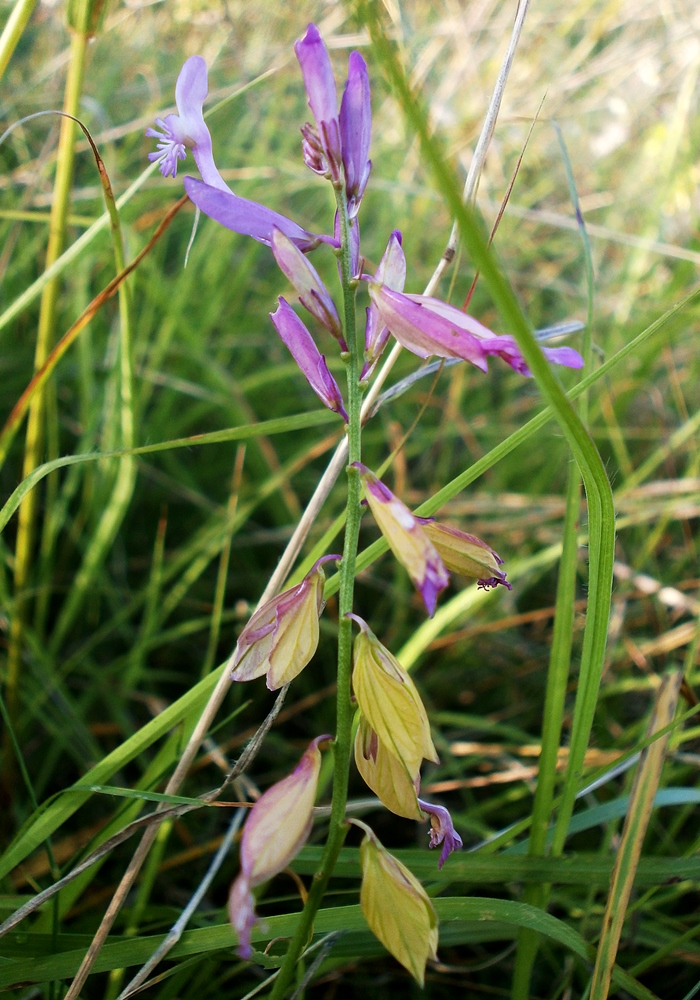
top-left (369, 284), bottom-right (488, 370)
top-left (349, 614), bottom-right (438, 774)
top-left (363, 231), bottom-right (406, 376)
top-left (353, 819), bottom-right (439, 986)
top-left (240, 735), bottom-right (330, 885)
top-left (354, 463), bottom-right (449, 616)
top-left (228, 875), bottom-right (256, 959)
top-left (231, 554), bottom-right (339, 688)
top-left (271, 298), bottom-right (348, 420)
top-left (295, 24), bottom-right (341, 180)
top-left (418, 519), bottom-right (511, 591)
top-left (402, 296), bottom-right (585, 375)
top-left (417, 799), bottom-right (464, 869)
top-left (271, 228), bottom-right (344, 344)
top-left (183, 177), bottom-right (324, 251)
top-left (147, 56), bottom-right (228, 192)
top-left (339, 51), bottom-right (371, 214)
top-left (229, 735), bottom-right (331, 957)
top-left (355, 715), bottom-right (424, 820)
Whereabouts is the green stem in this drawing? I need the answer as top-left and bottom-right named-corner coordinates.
top-left (511, 121), bottom-right (596, 1000)
top-left (268, 190), bottom-right (362, 999)
top-left (48, 141), bottom-right (136, 653)
top-left (5, 26), bottom-right (88, 764)
top-left (0, 0), bottom-right (37, 80)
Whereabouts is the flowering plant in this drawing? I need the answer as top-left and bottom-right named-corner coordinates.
top-left (147, 21), bottom-right (585, 992)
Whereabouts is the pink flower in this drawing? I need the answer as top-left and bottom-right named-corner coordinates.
top-left (229, 735), bottom-right (330, 958)
top-left (295, 24), bottom-right (342, 183)
top-left (231, 554), bottom-right (340, 689)
top-left (417, 799), bottom-right (464, 869)
top-left (368, 285), bottom-right (584, 375)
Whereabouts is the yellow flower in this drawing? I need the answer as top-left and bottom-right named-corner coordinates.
top-left (349, 614), bottom-right (438, 778)
top-left (352, 819), bottom-right (439, 986)
top-left (353, 463), bottom-right (448, 616)
top-left (420, 520), bottom-right (511, 591)
top-left (354, 715), bottom-right (423, 820)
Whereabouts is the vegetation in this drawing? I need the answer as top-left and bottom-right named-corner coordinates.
top-left (1, 0), bottom-right (699, 997)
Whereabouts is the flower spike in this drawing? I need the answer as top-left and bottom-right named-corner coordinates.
top-left (231, 554), bottom-right (340, 689)
top-left (229, 735), bottom-right (330, 957)
top-left (270, 299), bottom-right (348, 421)
top-left (147, 56), bottom-right (229, 192)
top-left (353, 463), bottom-right (449, 616)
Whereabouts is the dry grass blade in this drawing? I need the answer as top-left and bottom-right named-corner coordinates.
top-left (589, 670), bottom-right (684, 1000)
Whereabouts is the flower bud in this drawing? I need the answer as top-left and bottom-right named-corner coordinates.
top-left (270, 299), bottom-right (348, 421)
top-left (349, 614), bottom-right (438, 777)
top-left (231, 554), bottom-right (340, 690)
top-left (295, 24), bottom-right (342, 182)
top-left (271, 228), bottom-right (344, 345)
top-left (353, 464), bottom-right (449, 617)
top-left (418, 519), bottom-right (511, 591)
top-left (363, 231), bottom-right (405, 378)
top-left (339, 51), bottom-right (372, 215)
top-left (351, 819), bottom-right (439, 986)
top-left (229, 735), bottom-right (331, 958)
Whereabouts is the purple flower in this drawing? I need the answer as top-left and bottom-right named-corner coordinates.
top-left (295, 24), bottom-right (342, 183)
top-left (271, 298), bottom-right (348, 420)
top-left (417, 799), bottom-right (464, 869)
top-left (354, 463), bottom-right (449, 616)
top-left (363, 231), bottom-right (406, 378)
top-left (231, 554), bottom-right (340, 689)
top-left (368, 284), bottom-right (489, 370)
top-left (339, 51), bottom-right (371, 215)
top-left (183, 177), bottom-right (328, 252)
top-left (229, 735), bottom-right (331, 958)
top-left (271, 228), bottom-right (344, 346)
top-left (147, 56), bottom-right (229, 193)
top-left (391, 294), bottom-right (585, 376)
top-left (368, 286), bottom-right (585, 375)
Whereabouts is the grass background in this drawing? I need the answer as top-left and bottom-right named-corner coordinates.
top-left (0, 0), bottom-right (699, 997)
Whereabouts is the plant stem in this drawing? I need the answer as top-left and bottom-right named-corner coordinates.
top-left (0, 0), bottom-right (37, 80)
top-left (268, 191), bottom-right (362, 1000)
